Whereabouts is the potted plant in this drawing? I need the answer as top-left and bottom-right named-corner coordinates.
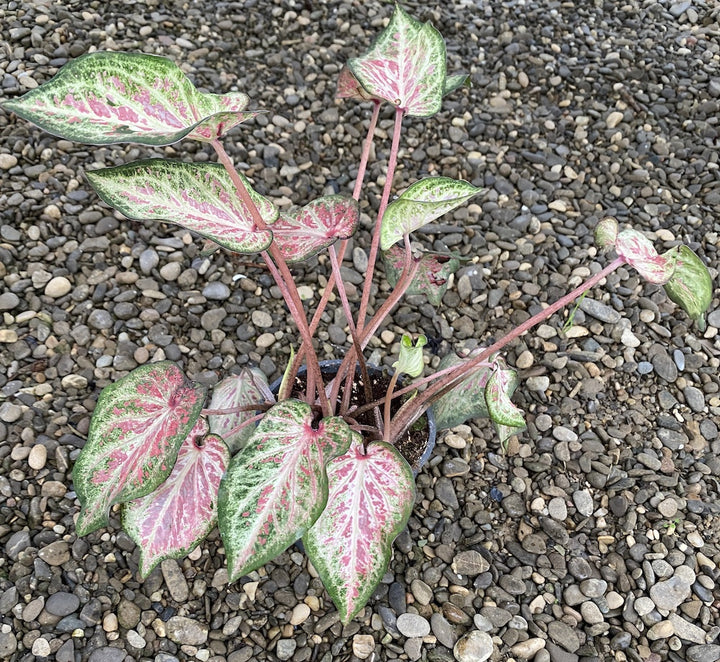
top-left (2, 5), bottom-right (712, 624)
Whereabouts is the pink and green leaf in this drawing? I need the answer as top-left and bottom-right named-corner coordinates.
top-left (271, 195), bottom-right (360, 263)
top-left (208, 368), bottom-right (275, 454)
top-left (383, 245), bottom-right (460, 306)
top-left (303, 435), bottom-right (415, 624)
top-left (2, 52), bottom-right (258, 145)
top-left (594, 217), bottom-right (618, 250)
top-left (336, 65), bottom-right (381, 102)
top-left (347, 5), bottom-right (446, 117)
top-left (73, 361), bottom-right (205, 536)
top-left (662, 245), bottom-right (713, 331)
top-left (434, 350), bottom-right (494, 430)
top-left (615, 229), bottom-right (676, 285)
top-left (380, 177), bottom-right (482, 250)
top-left (122, 418), bottom-right (229, 577)
top-left (485, 361), bottom-right (525, 430)
top-left (86, 159), bottom-right (278, 254)
top-left (218, 400), bottom-right (352, 581)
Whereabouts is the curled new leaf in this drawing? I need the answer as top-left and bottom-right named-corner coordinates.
top-left (615, 229), bottom-right (676, 285)
top-left (123, 419), bottom-right (229, 577)
top-left (662, 245), bottom-right (713, 331)
top-left (347, 5), bottom-right (446, 117)
top-left (2, 52), bottom-right (259, 145)
top-left (272, 195), bottom-right (360, 263)
top-left (393, 334), bottom-right (427, 378)
top-left (383, 245), bottom-right (460, 306)
top-left (73, 361), bottom-right (206, 536)
top-left (218, 400), bottom-right (352, 581)
top-left (303, 434), bottom-right (415, 624)
top-left (594, 217), bottom-right (618, 250)
top-left (86, 160), bottom-right (278, 254)
top-left (380, 177), bottom-right (482, 251)
top-left (485, 362), bottom-right (526, 430)
top-left (336, 66), bottom-right (381, 102)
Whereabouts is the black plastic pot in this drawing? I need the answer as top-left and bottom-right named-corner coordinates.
top-left (270, 359), bottom-right (436, 475)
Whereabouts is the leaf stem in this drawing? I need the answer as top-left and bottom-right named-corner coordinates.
top-left (383, 371), bottom-right (400, 443)
top-left (201, 402), bottom-right (273, 416)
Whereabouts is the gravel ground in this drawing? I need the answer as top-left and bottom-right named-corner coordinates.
top-left (2, 1), bottom-right (720, 661)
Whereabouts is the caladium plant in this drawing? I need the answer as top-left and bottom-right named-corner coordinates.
top-left (4, 4), bottom-right (713, 625)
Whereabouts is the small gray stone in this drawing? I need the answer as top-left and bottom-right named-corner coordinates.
top-left (201, 308), bottom-right (227, 331)
top-left (139, 248), bottom-right (159, 274)
top-left (5, 530), bottom-right (31, 560)
top-left (453, 630), bottom-right (493, 662)
top-left (580, 579), bottom-right (607, 598)
top-left (0, 402), bottom-right (23, 423)
top-left (580, 600), bottom-right (604, 625)
top-left (165, 616), bottom-right (208, 645)
top-left (410, 579), bottom-right (433, 606)
top-left (0, 631), bottom-right (17, 658)
top-left (396, 613), bottom-right (430, 638)
top-left (687, 645), bottom-right (720, 662)
top-left (88, 647), bottom-right (127, 662)
top-left (0, 292), bottom-right (20, 311)
top-left (88, 309), bottom-right (113, 330)
top-left (252, 310), bottom-right (273, 328)
top-left (275, 639), bottom-right (297, 661)
top-left (45, 276), bottom-right (72, 298)
top-left (38, 540), bottom-right (70, 566)
top-left (548, 497), bottom-right (568, 521)
top-left (683, 386), bottom-right (705, 412)
top-left (650, 575), bottom-right (692, 611)
top-left (45, 592), bottom-right (80, 617)
top-left (117, 599), bottom-right (141, 629)
top-left (161, 559), bottom-right (189, 602)
top-left (453, 550), bottom-right (490, 576)
top-left (548, 621), bottom-right (580, 652)
top-left (203, 281), bottom-right (231, 300)
top-left (430, 613), bottom-right (457, 648)
top-left (573, 489), bottom-right (594, 517)
top-left (579, 297), bottom-right (621, 323)
top-left (668, 613), bottom-right (706, 644)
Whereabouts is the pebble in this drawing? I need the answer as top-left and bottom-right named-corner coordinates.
top-left (687, 645), bottom-right (720, 662)
top-left (38, 540), bottom-right (70, 566)
top-left (396, 613), bottom-right (430, 638)
top-left (430, 612), bottom-right (457, 648)
top-left (161, 559), bottom-right (189, 602)
top-left (650, 574), bottom-right (693, 611)
top-left (453, 550), bottom-right (490, 576)
top-left (511, 638), bottom-right (545, 659)
top-left (27, 444), bottom-right (47, 470)
top-left (44, 276), bottom-right (72, 298)
top-left (45, 592), bottom-right (80, 617)
top-left (352, 634), bottom-right (375, 659)
top-left (31, 637), bottom-right (51, 657)
top-left (252, 310), bottom-right (273, 328)
top-left (165, 616), bottom-right (208, 645)
top-left (0, 292), bottom-right (20, 311)
top-left (203, 281), bottom-right (231, 300)
top-left (0, 154), bottom-right (18, 169)
top-left (275, 639), bottom-right (296, 661)
top-left (453, 630), bottom-right (494, 662)
top-left (573, 489), bottom-right (594, 517)
top-left (290, 603), bottom-right (311, 625)
top-left (648, 620), bottom-right (674, 639)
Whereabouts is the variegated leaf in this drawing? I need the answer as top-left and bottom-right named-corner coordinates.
top-left (485, 361), bottom-right (526, 430)
top-left (434, 350), bottom-right (493, 430)
top-left (123, 418), bottom-right (229, 577)
top-left (380, 177), bottom-right (482, 250)
top-left (662, 245), bottom-right (713, 331)
top-left (73, 361), bottom-right (205, 536)
top-left (383, 245), bottom-right (460, 306)
top-left (615, 229), bottom-right (676, 284)
top-left (208, 368), bottom-right (275, 454)
top-left (86, 159), bottom-right (278, 254)
top-left (594, 217), bottom-right (618, 250)
top-left (218, 400), bottom-right (352, 581)
top-left (443, 73), bottom-right (469, 96)
top-left (336, 65), bottom-right (381, 102)
top-left (348, 5), bottom-right (446, 117)
top-left (303, 435), bottom-right (415, 624)
top-left (393, 334), bottom-right (427, 378)
top-left (2, 52), bottom-right (258, 145)
top-left (272, 195), bottom-right (360, 262)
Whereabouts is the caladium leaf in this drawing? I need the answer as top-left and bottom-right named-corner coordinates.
top-left (443, 73), bottom-right (470, 97)
top-left (122, 418), bottom-right (229, 577)
top-left (383, 244), bottom-right (460, 306)
top-left (2, 51), bottom-right (258, 145)
top-left (433, 350), bottom-right (494, 430)
top-left (594, 217), bottom-right (618, 250)
top-left (347, 5), bottom-right (446, 117)
top-left (662, 245), bottom-right (713, 331)
top-left (380, 177), bottom-right (482, 251)
top-left (486, 361), bottom-right (526, 430)
top-left (208, 368), bottom-right (275, 454)
top-left (272, 195), bottom-right (360, 263)
top-left (73, 361), bottom-right (205, 536)
top-left (86, 159), bottom-right (278, 254)
top-left (336, 65), bottom-right (381, 102)
top-left (393, 334), bottom-right (427, 378)
top-left (303, 435), bottom-right (415, 624)
top-left (218, 400), bottom-right (352, 581)
top-left (615, 229), bottom-right (676, 285)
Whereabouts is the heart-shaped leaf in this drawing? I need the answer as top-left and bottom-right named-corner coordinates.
top-left (615, 229), bottom-right (676, 285)
top-left (122, 418), bottom-right (229, 577)
top-left (348, 5), bottom-right (446, 117)
top-left (383, 245), bottom-right (460, 306)
top-left (485, 361), bottom-right (526, 430)
top-left (2, 52), bottom-right (259, 145)
top-left (380, 177), bottom-right (482, 251)
top-left (86, 159), bottom-right (278, 254)
top-left (303, 435), bottom-right (415, 624)
top-left (73, 361), bottom-right (205, 536)
top-left (662, 245), bottom-right (713, 331)
top-left (433, 350), bottom-right (494, 430)
top-left (208, 368), bottom-right (275, 454)
top-left (272, 195), bottom-right (360, 263)
top-left (218, 400), bottom-right (352, 581)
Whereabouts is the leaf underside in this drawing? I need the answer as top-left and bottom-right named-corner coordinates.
top-left (336, 65), bottom-right (381, 102)
top-left (86, 159), bottom-right (278, 254)
top-left (123, 418), bottom-right (230, 577)
top-left (73, 361), bottom-right (205, 536)
top-left (348, 5), bottom-right (446, 117)
top-left (218, 400), bottom-right (352, 581)
top-left (383, 245), bottom-right (460, 306)
top-left (380, 177), bottom-right (482, 251)
top-left (3, 51), bottom-right (257, 145)
top-left (433, 351), bottom-right (493, 430)
top-left (208, 368), bottom-right (275, 454)
top-left (485, 361), bottom-right (526, 433)
top-left (662, 245), bottom-right (713, 330)
top-left (303, 435), bottom-right (416, 624)
top-left (272, 195), bottom-right (360, 262)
